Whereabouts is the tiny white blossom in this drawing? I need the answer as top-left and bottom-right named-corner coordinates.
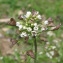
top-left (45, 46), bottom-right (48, 49)
top-left (51, 46), bottom-right (56, 49)
top-left (39, 52), bottom-right (43, 55)
top-left (0, 56), bottom-right (3, 60)
top-left (16, 22), bottom-right (20, 26)
top-left (41, 27), bottom-right (46, 31)
top-left (18, 25), bottom-right (23, 30)
top-left (27, 27), bottom-right (32, 32)
top-left (46, 52), bottom-right (52, 59)
top-left (34, 26), bottom-right (38, 31)
top-left (14, 49), bottom-right (18, 52)
top-left (25, 11), bottom-right (31, 18)
top-left (36, 15), bottom-right (42, 19)
top-left (20, 32), bottom-right (27, 37)
top-left (53, 39), bottom-right (59, 43)
top-left (31, 31), bottom-right (37, 36)
top-left (47, 31), bottom-right (55, 36)
top-left (46, 42), bottom-right (50, 45)
top-left (44, 20), bottom-right (48, 25)
top-left (50, 51), bottom-right (54, 56)
top-left (34, 23), bottom-right (37, 26)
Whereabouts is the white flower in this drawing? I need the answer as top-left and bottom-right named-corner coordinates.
top-left (34, 26), bottom-right (38, 31)
top-left (31, 31), bottom-right (37, 36)
top-left (44, 20), bottom-right (48, 25)
top-left (47, 31), bottom-right (55, 36)
top-left (51, 46), bottom-right (56, 49)
top-left (25, 11), bottom-right (31, 18)
top-left (45, 46), bottom-right (48, 49)
top-left (39, 52), bottom-right (43, 55)
top-left (20, 32), bottom-right (27, 37)
top-left (46, 52), bottom-right (52, 59)
top-left (0, 56), bottom-right (3, 60)
top-left (27, 27), bottom-right (32, 32)
top-left (18, 25), bottom-right (23, 30)
top-left (16, 22), bottom-right (23, 30)
top-left (50, 51), bottom-right (54, 56)
top-left (34, 23), bottom-right (37, 26)
top-left (53, 39), bottom-right (58, 43)
top-left (16, 22), bottom-right (20, 26)
top-left (14, 49), bottom-right (18, 52)
top-left (36, 15), bottom-right (42, 19)
top-left (46, 42), bottom-right (50, 45)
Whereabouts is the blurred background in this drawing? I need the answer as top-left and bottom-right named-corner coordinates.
top-left (0, 0), bottom-right (63, 63)
top-left (0, 0), bottom-right (63, 19)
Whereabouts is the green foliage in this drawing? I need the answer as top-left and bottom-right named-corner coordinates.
top-left (0, 0), bottom-right (63, 21)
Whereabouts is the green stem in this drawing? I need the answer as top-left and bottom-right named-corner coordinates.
top-left (33, 36), bottom-right (37, 63)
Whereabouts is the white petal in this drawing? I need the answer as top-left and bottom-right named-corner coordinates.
top-left (27, 27), bottom-right (32, 32)
top-left (20, 32), bottom-right (27, 37)
top-left (44, 20), bottom-right (48, 25)
top-left (18, 25), bottom-right (23, 30)
top-left (25, 11), bottom-right (31, 18)
top-left (36, 15), bottom-right (42, 19)
top-left (34, 23), bottom-right (37, 26)
top-left (50, 51), bottom-right (54, 56)
top-left (31, 31), bottom-right (37, 36)
top-left (0, 56), bottom-right (3, 60)
top-left (16, 22), bottom-right (20, 26)
top-left (34, 26), bottom-right (38, 31)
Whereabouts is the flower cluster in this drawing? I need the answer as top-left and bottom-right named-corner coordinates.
top-left (16, 11), bottom-right (61, 38)
top-left (46, 51), bottom-right (55, 59)
top-left (16, 11), bottom-right (50, 38)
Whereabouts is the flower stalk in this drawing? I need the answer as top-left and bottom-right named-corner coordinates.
top-left (33, 35), bottom-right (37, 63)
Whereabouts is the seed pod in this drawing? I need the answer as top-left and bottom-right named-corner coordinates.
top-left (10, 38), bottom-right (18, 48)
top-left (48, 17), bottom-right (53, 24)
top-left (48, 23), bottom-right (55, 27)
top-left (47, 17), bottom-right (55, 27)
top-left (51, 23), bottom-right (61, 31)
top-left (26, 50), bottom-right (34, 59)
top-left (18, 15), bottom-right (24, 20)
top-left (8, 18), bottom-right (16, 26)
top-left (24, 36), bottom-right (29, 43)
